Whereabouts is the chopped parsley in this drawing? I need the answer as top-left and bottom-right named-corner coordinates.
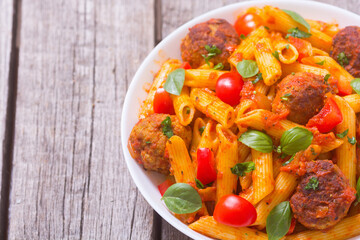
top-left (282, 154), bottom-right (295, 166)
top-left (291, 72), bottom-right (295, 75)
top-left (285, 27), bottom-right (312, 39)
top-left (310, 147), bottom-right (317, 156)
top-left (240, 34), bottom-right (247, 40)
top-left (280, 93), bottom-right (292, 101)
top-left (231, 162), bottom-right (256, 177)
top-left (146, 141), bottom-right (151, 144)
top-left (348, 136), bottom-right (357, 145)
top-left (202, 45), bottom-right (221, 66)
top-left (316, 60), bottom-right (325, 66)
top-left (272, 50), bottom-right (280, 61)
top-left (336, 129), bottom-right (349, 138)
top-left (195, 178), bottom-right (205, 189)
top-left (324, 74), bottom-right (331, 84)
top-left (305, 177), bottom-right (319, 190)
top-left (337, 52), bottom-right (349, 67)
top-left (252, 72), bottom-right (263, 84)
top-left (199, 126), bottom-right (205, 135)
top-left (161, 116), bottom-right (174, 138)
top-left (213, 63), bottom-right (224, 70)
top-left (264, 26), bottom-right (270, 30)
top-left (185, 107), bottom-right (190, 114)
top-left (286, 44), bottom-right (290, 49)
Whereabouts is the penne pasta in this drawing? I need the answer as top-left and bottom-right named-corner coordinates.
top-left (274, 41), bottom-right (298, 64)
top-left (184, 69), bottom-right (228, 89)
top-left (172, 87), bottom-right (195, 126)
top-left (281, 62), bottom-right (330, 78)
top-left (190, 117), bottom-right (207, 162)
top-left (344, 94), bottom-right (360, 113)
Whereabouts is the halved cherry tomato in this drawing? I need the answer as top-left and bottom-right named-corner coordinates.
top-left (234, 13), bottom-right (263, 36)
top-left (197, 148), bottom-right (217, 185)
top-left (337, 80), bottom-right (352, 96)
top-left (216, 72), bottom-right (244, 106)
top-left (180, 62), bottom-right (192, 70)
top-left (289, 36), bottom-right (312, 61)
top-left (306, 96), bottom-right (343, 133)
top-left (158, 179), bottom-right (174, 196)
top-left (213, 194), bottom-right (257, 227)
top-left (153, 88), bottom-right (175, 114)
top-left (286, 217), bottom-right (297, 235)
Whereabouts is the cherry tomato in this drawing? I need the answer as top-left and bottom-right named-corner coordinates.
top-left (180, 62), bottom-right (192, 70)
top-left (158, 179), bottom-right (174, 196)
top-left (306, 96), bottom-right (343, 133)
top-left (216, 72), bottom-right (244, 106)
top-left (197, 148), bottom-right (217, 185)
top-left (286, 218), bottom-right (297, 235)
top-left (153, 88), bottom-right (175, 114)
top-left (213, 194), bottom-right (257, 227)
top-left (234, 13), bottom-right (263, 36)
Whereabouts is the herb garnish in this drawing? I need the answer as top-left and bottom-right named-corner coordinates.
top-left (348, 136), bottom-right (357, 145)
top-left (272, 51), bottom-right (280, 61)
top-left (202, 45), bottom-right (221, 66)
top-left (324, 74), bottom-right (331, 84)
top-left (236, 60), bottom-right (259, 78)
top-left (305, 177), bottom-right (319, 190)
top-left (164, 68), bottom-right (185, 95)
top-left (161, 116), bottom-right (174, 138)
top-left (231, 162), bottom-right (256, 177)
top-left (316, 60), bottom-right (325, 66)
top-left (285, 27), bottom-right (312, 39)
top-left (195, 179), bottom-right (204, 189)
top-left (282, 9), bottom-right (311, 32)
top-left (199, 126), bottom-right (205, 135)
top-left (213, 63), bottom-right (224, 70)
top-left (266, 201), bottom-right (293, 240)
top-left (337, 52), bottom-right (349, 67)
top-left (350, 78), bottom-right (360, 95)
top-left (238, 130), bottom-right (273, 153)
top-left (336, 129), bottom-right (349, 138)
top-left (280, 93), bottom-right (292, 101)
top-left (252, 73), bottom-right (263, 84)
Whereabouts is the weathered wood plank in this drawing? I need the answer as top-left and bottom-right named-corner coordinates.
top-left (0, 0), bottom-right (14, 237)
top-left (160, 1), bottom-right (239, 239)
top-left (8, 0), bottom-right (155, 239)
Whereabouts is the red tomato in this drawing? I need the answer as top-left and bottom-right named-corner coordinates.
top-left (197, 148), bottom-right (217, 185)
top-left (180, 62), bottom-right (191, 70)
top-left (234, 13), bottom-right (263, 36)
top-left (153, 88), bottom-right (175, 114)
top-left (287, 218), bottom-right (297, 235)
top-left (306, 96), bottom-right (343, 133)
top-left (337, 80), bottom-right (353, 96)
top-left (216, 72), bottom-right (244, 106)
top-left (289, 36), bottom-right (312, 61)
top-left (158, 179), bottom-right (174, 196)
top-left (213, 194), bottom-right (257, 227)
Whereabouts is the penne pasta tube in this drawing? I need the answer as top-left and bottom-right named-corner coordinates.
top-left (306, 19), bottom-right (340, 37)
top-left (184, 69), bottom-right (228, 89)
top-left (172, 87), bottom-right (195, 126)
top-left (274, 41), bottom-right (298, 64)
top-left (239, 185), bottom-right (254, 204)
top-left (254, 38), bottom-right (282, 86)
top-left (334, 95), bottom-right (357, 188)
top-left (228, 26), bottom-right (269, 67)
top-left (215, 124), bottom-right (238, 202)
top-left (190, 88), bottom-right (235, 128)
top-left (139, 59), bottom-right (181, 118)
top-left (239, 152), bottom-right (252, 191)
top-left (198, 120), bottom-right (219, 154)
top-left (189, 216), bottom-right (268, 240)
top-left (286, 213), bottom-right (360, 240)
top-left (281, 62), bottom-right (330, 78)
top-left (312, 47), bottom-right (329, 56)
top-left (190, 118), bottom-right (206, 162)
top-left (251, 150), bottom-right (274, 205)
top-left (344, 94), bottom-right (360, 113)
top-left (254, 81), bottom-right (270, 95)
top-left (166, 135), bottom-right (196, 183)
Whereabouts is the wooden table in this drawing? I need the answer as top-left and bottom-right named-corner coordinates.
top-left (0, 0), bottom-right (359, 239)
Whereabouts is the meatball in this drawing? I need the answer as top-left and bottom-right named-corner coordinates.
top-left (290, 160), bottom-right (356, 230)
top-left (128, 114), bottom-right (192, 174)
top-left (272, 72), bottom-right (333, 125)
top-left (330, 26), bottom-right (360, 77)
top-left (181, 18), bottom-right (239, 69)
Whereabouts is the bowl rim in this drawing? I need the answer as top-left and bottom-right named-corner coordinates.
top-left (121, 1), bottom-right (360, 239)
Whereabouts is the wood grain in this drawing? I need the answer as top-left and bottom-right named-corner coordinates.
top-left (8, 0), bottom-right (155, 239)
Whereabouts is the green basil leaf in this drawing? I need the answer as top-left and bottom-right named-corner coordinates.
top-left (305, 177), bottom-right (319, 190)
top-left (231, 162), bottom-right (255, 177)
top-left (238, 130), bottom-right (273, 153)
top-left (162, 183), bottom-right (202, 214)
top-left (280, 127), bottom-right (313, 155)
top-left (195, 179), bottom-right (204, 189)
top-left (282, 154), bottom-right (295, 166)
top-left (356, 177), bottom-right (360, 204)
top-left (236, 60), bottom-right (259, 78)
top-left (266, 201), bottom-right (292, 240)
top-left (164, 68), bottom-right (185, 96)
top-left (348, 136), bottom-right (357, 145)
top-left (282, 9), bottom-right (311, 32)
top-left (351, 78), bottom-right (360, 95)
top-left (285, 27), bottom-right (312, 39)
top-left (161, 116), bottom-right (174, 138)
top-left (336, 129), bottom-right (349, 138)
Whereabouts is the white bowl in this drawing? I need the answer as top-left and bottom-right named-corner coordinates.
top-left (121, 1), bottom-right (360, 239)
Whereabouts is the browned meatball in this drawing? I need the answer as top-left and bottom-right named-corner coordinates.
top-left (330, 26), bottom-right (360, 77)
top-left (181, 18), bottom-right (239, 69)
top-left (290, 160), bottom-right (356, 230)
top-left (272, 72), bottom-right (333, 125)
top-left (128, 114), bottom-right (192, 174)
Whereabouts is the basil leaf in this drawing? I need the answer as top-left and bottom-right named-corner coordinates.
top-left (280, 127), bottom-right (313, 155)
top-left (195, 179), bottom-right (204, 189)
top-left (164, 68), bottom-right (185, 96)
top-left (336, 129), bottom-right (349, 138)
top-left (285, 27), bottom-right (312, 39)
top-left (351, 78), bottom-right (360, 95)
top-left (348, 136), bottom-right (357, 145)
top-left (161, 116), bottom-right (174, 138)
top-left (266, 201), bottom-right (292, 240)
top-left (238, 130), bottom-right (273, 153)
top-left (236, 60), bottom-right (259, 78)
top-left (282, 154), bottom-right (295, 166)
top-left (337, 52), bottom-right (349, 67)
top-left (356, 177), bottom-right (360, 204)
top-left (282, 9), bottom-right (310, 32)
top-left (231, 162), bottom-right (255, 177)
top-left (272, 51), bottom-right (280, 61)
top-left (162, 183), bottom-right (202, 214)
top-left (305, 177), bottom-right (319, 190)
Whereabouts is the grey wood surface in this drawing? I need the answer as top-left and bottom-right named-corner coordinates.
top-left (0, 0), bottom-right (358, 240)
